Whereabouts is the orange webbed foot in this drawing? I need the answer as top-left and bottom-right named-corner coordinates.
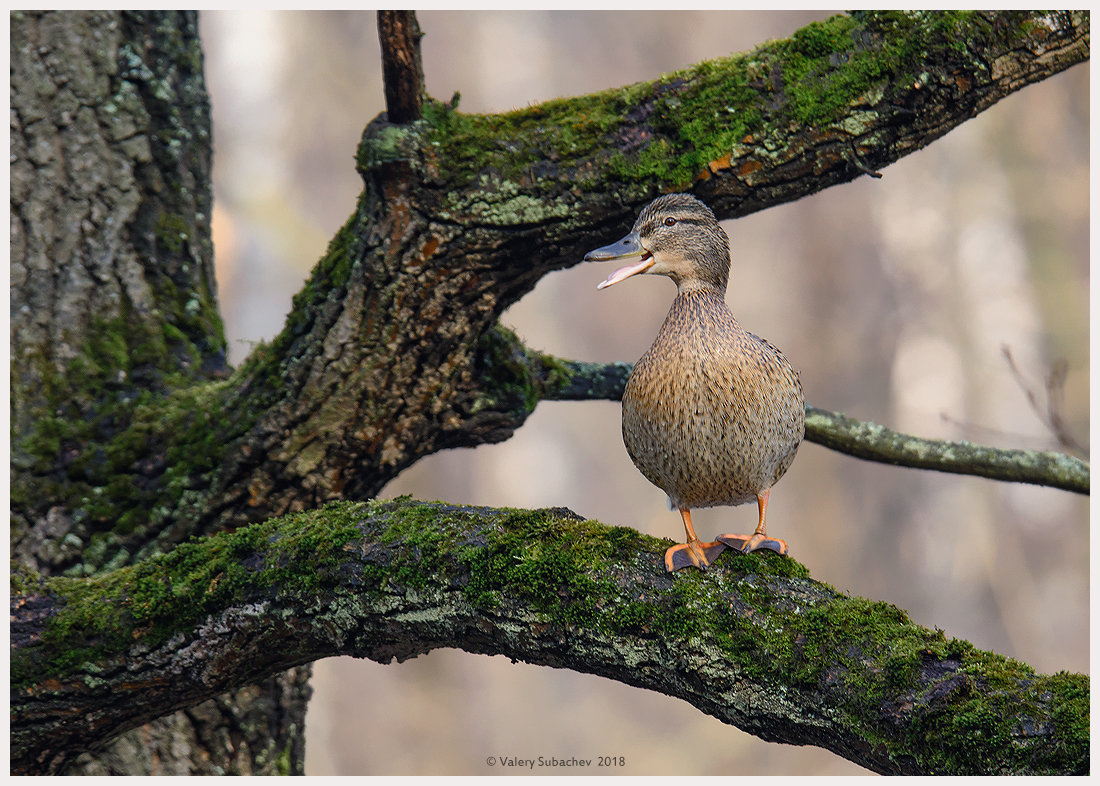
top-left (716, 532), bottom-right (788, 556)
top-left (664, 539), bottom-right (728, 572)
top-left (717, 489), bottom-right (789, 556)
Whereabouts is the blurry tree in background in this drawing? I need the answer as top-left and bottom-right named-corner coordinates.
top-left (11, 10), bottom-right (1088, 776)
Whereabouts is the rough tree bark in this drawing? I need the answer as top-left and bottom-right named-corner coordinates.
top-left (10, 10), bottom-right (309, 774)
top-left (10, 9), bottom-right (1089, 775)
top-left (10, 499), bottom-right (1088, 776)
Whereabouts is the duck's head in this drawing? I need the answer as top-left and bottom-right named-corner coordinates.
top-left (585, 193), bottom-right (730, 293)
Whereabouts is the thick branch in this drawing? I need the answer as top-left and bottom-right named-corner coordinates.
top-left (360, 11), bottom-right (1090, 252)
top-left (11, 499), bottom-right (1087, 776)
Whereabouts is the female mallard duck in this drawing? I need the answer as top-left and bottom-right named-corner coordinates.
top-left (585, 193), bottom-right (804, 572)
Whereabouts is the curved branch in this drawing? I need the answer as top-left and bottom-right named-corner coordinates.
top-left (535, 354), bottom-right (1089, 494)
top-left (11, 499), bottom-right (1087, 775)
top-left (366, 11), bottom-right (1090, 258)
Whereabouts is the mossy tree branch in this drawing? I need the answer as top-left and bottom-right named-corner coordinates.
top-left (10, 499), bottom-right (1087, 776)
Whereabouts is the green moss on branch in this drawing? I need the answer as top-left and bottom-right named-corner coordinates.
top-left (358, 11), bottom-right (1078, 193)
top-left (12, 498), bottom-right (1087, 775)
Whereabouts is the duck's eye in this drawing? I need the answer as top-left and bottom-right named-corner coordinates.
top-left (663, 217), bottom-right (677, 227)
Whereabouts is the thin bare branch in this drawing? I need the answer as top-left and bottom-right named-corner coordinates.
top-left (536, 355), bottom-right (1089, 495)
top-left (803, 405), bottom-right (1088, 494)
top-left (1002, 345), bottom-right (1088, 458)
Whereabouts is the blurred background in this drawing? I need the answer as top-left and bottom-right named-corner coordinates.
top-left (198, 11), bottom-right (1089, 776)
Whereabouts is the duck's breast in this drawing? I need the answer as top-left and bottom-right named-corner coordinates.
top-left (622, 292), bottom-right (804, 509)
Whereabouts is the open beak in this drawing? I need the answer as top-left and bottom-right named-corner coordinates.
top-left (584, 231), bottom-right (654, 290)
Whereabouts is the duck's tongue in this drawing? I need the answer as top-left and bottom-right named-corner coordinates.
top-left (596, 253), bottom-right (654, 290)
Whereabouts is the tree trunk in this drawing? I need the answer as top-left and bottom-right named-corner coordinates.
top-left (10, 9), bottom-right (1089, 775)
top-left (10, 10), bottom-right (308, 774)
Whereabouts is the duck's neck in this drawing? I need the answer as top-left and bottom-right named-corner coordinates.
top-left (675, 278), bottom-right (728, 299)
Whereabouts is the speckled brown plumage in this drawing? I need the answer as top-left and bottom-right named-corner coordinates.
top-left (586, 193), bottom-right (805, 571)
top-left (622, 288), bottom-right (804, 511)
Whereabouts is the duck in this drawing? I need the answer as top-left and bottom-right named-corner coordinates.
top-left (585, 193), bottom-right (805, 572)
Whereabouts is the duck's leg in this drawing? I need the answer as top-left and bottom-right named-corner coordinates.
top-left (664, 508), bottom-right (728, 571)
top-left (717, 489), bottom-right (788, 555)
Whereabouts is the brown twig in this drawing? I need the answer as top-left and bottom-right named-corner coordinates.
top-left (848, 140), bottom-right (883, 178)
top-left (1002, 345), bottom-right (1088, 457)
top-left (377, 10), bottom-right (424, 123)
